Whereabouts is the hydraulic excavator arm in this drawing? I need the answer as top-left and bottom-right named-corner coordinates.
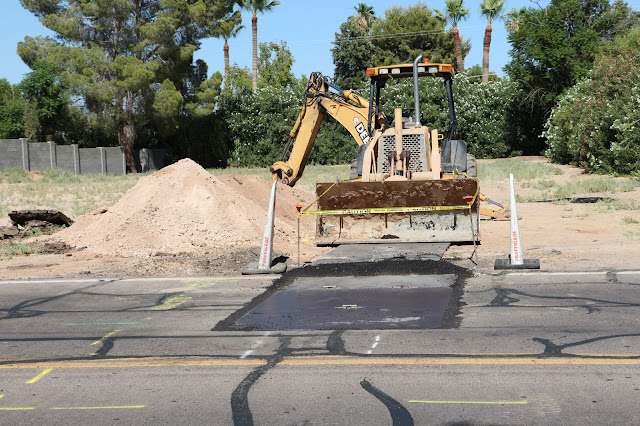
top-left (270, 72), bottom-right (379, 186)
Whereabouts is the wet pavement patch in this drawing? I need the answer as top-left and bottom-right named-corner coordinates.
top-left (213, 259), bottom-right (471, 331)
top-left (232, 275), bottom-right (454, 330)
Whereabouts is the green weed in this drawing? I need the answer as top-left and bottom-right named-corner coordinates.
top-left (41, 168), bottom-right (82, 183)
top-left (3, 168), bottom-right (30, 184)
top-left (23, 228), bottom-right (44, 238)
top-left (1, 241), bottom-right (42, 259)
top-left (623, 230), bottom-right (640, 239)
top-left (622, 216), bottom-right (640, 225)
top-left (554, 178), bottom-right (640, 199)
top-left (594, 199), bottom-right (640, 213)
top-left (478, 159), bottom-right (563, 181)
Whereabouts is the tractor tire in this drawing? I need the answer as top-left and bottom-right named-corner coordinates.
top-left (466, 154), bottom-right (477, 178)
top-left (349, 158), bottom-right (358, 178)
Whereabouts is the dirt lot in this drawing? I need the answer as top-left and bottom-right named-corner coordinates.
top-left (1, 157), bottom-right (639, 280)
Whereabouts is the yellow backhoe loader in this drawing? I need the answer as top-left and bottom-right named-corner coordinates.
top-left (271, 56), bottom-right (508, 245)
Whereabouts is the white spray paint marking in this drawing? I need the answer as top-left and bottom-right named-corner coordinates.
top-left (367, 335), bottom-right (381, 355)
top-left (239, 332), bottom-right (271, 359)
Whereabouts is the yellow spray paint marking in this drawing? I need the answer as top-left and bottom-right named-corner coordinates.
top-left (92, 330), bottom-right (121, 346)
top-left (189, 280), bottom-right (239, 289)
top-left (409, 400), bottom-right (529, 405)
top-left (0, 407), bottom-right (35, 411)
top-left (150, 296), bottom-right (192, 310)
top-left (25, 368), bottom-right (53, 384)
top-left (0, 395), bottom-right (3, 399)
top-left (51, 405), bottom-right (145, 410)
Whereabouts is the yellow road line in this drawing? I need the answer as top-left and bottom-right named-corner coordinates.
top-left (150, 296), bottom-right (192, 310)
top-left (92, 330), bottom-right (120, 346)
top-left (2, 355), bottom-right (640, 370)
top-left (0, 359), bottom-right (266, 369)
top-left (25, 368), bottom-right (53, 384)
top-left (51, 405), bottom-right (145, 410)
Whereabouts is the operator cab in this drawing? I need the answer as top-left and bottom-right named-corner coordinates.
top-left (356, 57), bottom-right (469, 179)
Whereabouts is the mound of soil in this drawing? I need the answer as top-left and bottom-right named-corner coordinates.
top-left (54, 159), bottom-right (318, 258)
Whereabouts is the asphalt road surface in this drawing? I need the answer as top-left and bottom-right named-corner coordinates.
top-left (1, 267), bottom-right (640, 425)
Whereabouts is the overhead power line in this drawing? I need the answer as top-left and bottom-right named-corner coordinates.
top-left (227, 25), bottom-right (486, 48)
top-left (334, 26), bottom-right (485, 43)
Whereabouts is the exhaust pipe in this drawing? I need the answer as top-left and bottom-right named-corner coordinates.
top-left (413, 55), bottom-right (422, 127)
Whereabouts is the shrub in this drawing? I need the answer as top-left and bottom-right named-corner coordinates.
top-left (218, 73), bottom-right (525, 169)
top-left (224, 82), bottom-right (356, 168)
top-left (381, 74), bottom-right (525, 158)
top-left (544, 38), bottom-right (640, 174)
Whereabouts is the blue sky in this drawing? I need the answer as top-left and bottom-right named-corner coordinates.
top-left (3, 0), bottom-right (640, 85)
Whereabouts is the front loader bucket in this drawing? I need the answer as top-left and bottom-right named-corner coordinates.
top-left (312, 179), bottom-right (480, 245)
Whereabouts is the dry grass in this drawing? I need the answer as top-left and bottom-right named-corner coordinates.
top-left (0, 169), bottom-right (143, 220)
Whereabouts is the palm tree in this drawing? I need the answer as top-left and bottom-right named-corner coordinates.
top-left (353, 3), bottom-right (375, 31)
top-left (504, 8), bottom-right (524, 33)
top-left (480, 0), bottom-right (506, 83)
top-left (241, 0), bottom-right (280, 91)
top-left (215, 11), bottom-right (244, 91)
top-left (439, 0), bottom-right (470, 73)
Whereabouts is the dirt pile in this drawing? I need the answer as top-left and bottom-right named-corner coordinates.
top-left (54, 159), bottom-right (317, 257)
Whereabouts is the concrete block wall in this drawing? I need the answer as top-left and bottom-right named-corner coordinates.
top-left (0, 139), bottom-right (25, 170)
top-left (105, 147), bottom-right (126, 175)
top-left (54, 145), bottom-right (77, 174)
top-left (0, 139), bottom-right (166, 175)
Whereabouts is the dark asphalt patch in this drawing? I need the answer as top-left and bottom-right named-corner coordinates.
top-left (212, 259), bottom-right (471, 331)
top-left (231, 276), bottom-right (454, 330)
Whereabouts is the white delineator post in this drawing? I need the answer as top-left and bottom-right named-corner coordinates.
top-left (258, 180), bottom-right (278, 270)
top-left (509, 173), bottom-right (524, 265)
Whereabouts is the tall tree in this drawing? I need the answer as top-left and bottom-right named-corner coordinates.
top-left (505, 0), bottom-right (639, 153)
top-left (372, 4), bottom-right (463, 66)
top-left (480, 0), bottom-right (506, 83)
top-left (257, 41), bottom-right (295, 89)
top-left (215, 11), bottom-right (244, 91)
top-left (332, 4), bottom-right (468, 88)
top-left (19, 61), bottom-right (68, 142)
top-left (0, 80), bottom-right (26, 139)
top-left (353, 3), bottom-right (376, 30)
top-left (332, 18), bottom-right (377, 88)
top-left (18, 0), bottom-right (236, 172)
top-left (439, 0), bottom-right (470, 73)
top-left (241, 0), bottom-right (280, 92)
top-left (504, 7), bottom-right (525, 33)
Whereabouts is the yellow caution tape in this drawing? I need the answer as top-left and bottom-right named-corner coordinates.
top-left (299, 204), bottom-right (472, 217)
top-left (298, 183), bottom-right (480, 217)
